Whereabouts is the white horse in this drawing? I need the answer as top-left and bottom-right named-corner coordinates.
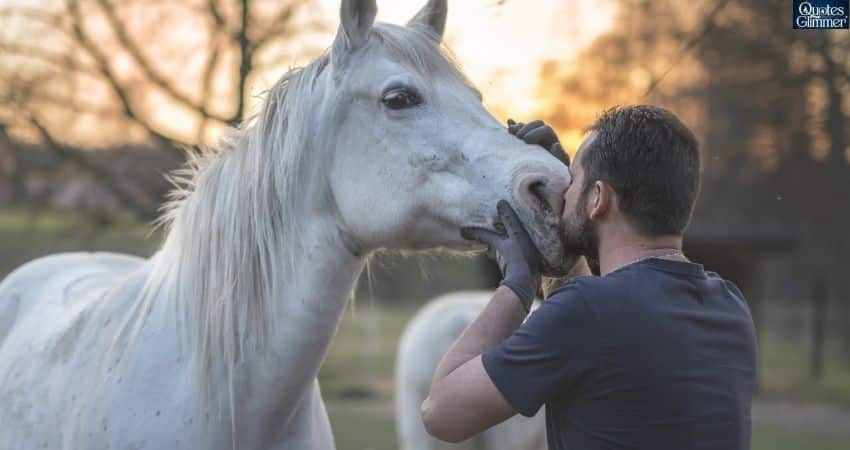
top-left (0, 1), bottom-right (571, 449)
top-left (396, 292), bottom-right (546, 450)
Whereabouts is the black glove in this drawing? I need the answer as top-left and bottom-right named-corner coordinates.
top-left (460, 200), bottom-right (542, 312)
top-left (508, 119), bottom-right (570, 166)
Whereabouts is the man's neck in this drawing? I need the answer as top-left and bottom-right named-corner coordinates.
top-left (597, 225), bottom-right (685, 275)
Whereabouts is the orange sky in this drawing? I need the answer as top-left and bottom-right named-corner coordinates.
top-left (229, 0), bottom-right (616, 148)
top-left (0, 0), bottom-right (616, 148)
top-left (314, 0), bottom-right (616, 119)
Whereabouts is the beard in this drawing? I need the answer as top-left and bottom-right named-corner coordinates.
top-left (559, 189), bottom-right (600, 275)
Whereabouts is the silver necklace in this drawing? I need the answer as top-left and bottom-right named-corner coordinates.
top-left (606, 251), bottom-right (685, 275)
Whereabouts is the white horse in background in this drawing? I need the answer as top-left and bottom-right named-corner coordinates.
top-left (396, 292), bottom-right (547, 450)
top-left (0, 1), bottom-right (572, 449)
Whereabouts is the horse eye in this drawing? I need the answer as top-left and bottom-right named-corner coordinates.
top-left (382, 88), bottom-right (422, 110)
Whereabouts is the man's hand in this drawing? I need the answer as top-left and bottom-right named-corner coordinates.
top-left (461, 200), bottom-right (542, 311)
top-left (508, 119), bottom-right (570, 166)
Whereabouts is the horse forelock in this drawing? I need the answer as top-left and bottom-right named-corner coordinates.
top-left (367, 23), bottom-right (474, 91)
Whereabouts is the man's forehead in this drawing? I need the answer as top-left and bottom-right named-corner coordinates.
top-left (574, 131), bottom-right (598, 170)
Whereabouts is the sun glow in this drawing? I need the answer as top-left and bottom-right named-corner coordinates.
top-left (1, 0), bottom-right (615, 147)
top-left (316, 0), bottom-right (615, 120)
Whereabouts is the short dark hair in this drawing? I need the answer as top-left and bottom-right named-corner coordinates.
top-left (582, 105), bottom-right (700, 236)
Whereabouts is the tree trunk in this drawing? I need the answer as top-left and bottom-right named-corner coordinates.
top-left (810, 275), bottom-right (828, 381)
top-left (231, 0), bottom-right (253, 126)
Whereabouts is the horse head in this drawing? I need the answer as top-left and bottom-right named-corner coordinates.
top-left (321, 0), bottom-right (574, 274)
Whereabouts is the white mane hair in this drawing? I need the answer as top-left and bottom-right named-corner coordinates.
top-left (118, 23), bottom-right (474, 399)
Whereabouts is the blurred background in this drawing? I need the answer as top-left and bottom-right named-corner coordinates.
top-left (0, 0), bottom-right (848, 449)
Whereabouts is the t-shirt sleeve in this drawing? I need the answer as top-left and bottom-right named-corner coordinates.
top-left (482, 282), bottom-right (597, 416)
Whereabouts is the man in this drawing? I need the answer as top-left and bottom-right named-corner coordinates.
top-left (421, 105), bottom-right (757, 450)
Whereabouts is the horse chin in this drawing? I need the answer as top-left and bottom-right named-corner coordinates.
top-left (534, 232), bottom-right (573, 277)
top-left (525, 213), bottom-right (576, 277)
top-left (540, 250), bottom-right (580, 277)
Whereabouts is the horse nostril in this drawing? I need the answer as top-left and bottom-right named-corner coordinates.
top-left (518, 175), bottom-right (565, 217)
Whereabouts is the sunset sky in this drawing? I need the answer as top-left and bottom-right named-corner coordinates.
top-left (245, 0), bottom-right (617, 148)
top-left (0, 0), bottom-right (616, 147)
top-left (315, 0), bottom-right (616, 118)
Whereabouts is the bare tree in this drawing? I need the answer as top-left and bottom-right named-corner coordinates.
top-left (0, 0), bottom-right (325, 151)
top-left (0, 0), bottom-right (324, 217)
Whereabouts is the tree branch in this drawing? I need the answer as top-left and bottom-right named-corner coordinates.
top-left (642, 0), bottom-right (733, 98)
top-left (231, 0), bottom-right (253, 125)
top-left (31, 98), bottom-right (125, 121)
top-left (208, 0), bottom-right (226, 29)
top-left (253, 4), bottom-right (297, 49)
top-left (0, 41), bottom-right (99, 76)
top-left (26, 113), bottom-right (158, 219)
top-left (198, 34), bottom-right (222, 142)
top-left (95, 0), bottom-right (230, 124)
top-left (0, 7), bottom-right (67, 31)
top-left (67, 0), bottom-right (187, 157)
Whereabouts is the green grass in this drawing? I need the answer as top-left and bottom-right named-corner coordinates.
top-left (753, 424), bottom-right (850, 450)
top-left (758, 329), bottom-right (850, 407)
top-left (327, 400), bottom-right (397, 450)
top-left (320, 305), bottom-right (414, 400)
top-left (324, 420), bottom-right (850, 450)
top-left (0, 208), bottom-right (160, 277)
top-left (323, 306), bottom-right (406, 450)
top-left (0, 207), bottom-right (146, 231)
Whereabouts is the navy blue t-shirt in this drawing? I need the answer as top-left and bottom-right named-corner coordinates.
top-left (482, 258), bottom-right (757, 450)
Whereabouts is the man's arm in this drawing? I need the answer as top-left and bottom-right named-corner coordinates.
top-left (421, 204), bottom-right (592, 442)
top-left (421, 286), bottom-right (525, 442)
top-left (421, 259), bottom-right (591, 442)
top-left (423, 200), bottom-right (539, 442)
top-left (422, 120), bottom-right (589, 442)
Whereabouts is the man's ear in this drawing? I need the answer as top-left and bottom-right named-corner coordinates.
top-left (588, 181), bottom-right (611, 221)
top-left (407, 0), bottom-right (448, 40)
top-left (332, 0), bottom-right (377, 72)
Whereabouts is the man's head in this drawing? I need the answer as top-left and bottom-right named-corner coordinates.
top-left (560, 105), bottom-right (700, 267)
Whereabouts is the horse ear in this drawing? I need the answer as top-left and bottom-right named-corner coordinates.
top-left (407, 0), bottom-right (447, 40)
top-left (333, 0), bottom-right (377, 57)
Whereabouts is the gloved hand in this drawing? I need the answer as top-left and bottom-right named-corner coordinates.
top-left (460, 200), bottom-right (542, 312)
top-left (508, 119), bottom-right (570, 166)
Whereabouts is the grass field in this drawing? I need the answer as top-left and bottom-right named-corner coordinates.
top-left (758, 328), bottom-right (850, 408)
top-left (2, 209), bottom-right (850, 449)
top-left (751, 424), bottom-right (849, 450)
top-left (325, 406), bottom-right (850, 450)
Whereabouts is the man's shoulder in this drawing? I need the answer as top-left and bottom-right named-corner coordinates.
top-left (706, 270), bottom-right (747, 297)
top-left (542, 275), bottom-right (608, 319)
top-left (546, 275), bottom-right (598, 301)
top-left (547, 271), bottom-right (634, 300)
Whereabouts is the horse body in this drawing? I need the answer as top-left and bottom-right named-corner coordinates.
top-left (1, 214), bottom-right (360, 450)
top-left (0, 1), bottom-right (571, 448)
top-left (396, 292), bottom-right (546, 450)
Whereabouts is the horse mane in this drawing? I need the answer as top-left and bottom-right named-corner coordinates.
top-left (119, 23), bottom-right (473, 404)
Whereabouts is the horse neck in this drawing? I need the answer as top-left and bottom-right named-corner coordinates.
top-left (147, 128), bottom-right (367, 413)
top-left (148, 204), bottom-right (366, 435)
top-left (240, 213), bottom-right (366, 403)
